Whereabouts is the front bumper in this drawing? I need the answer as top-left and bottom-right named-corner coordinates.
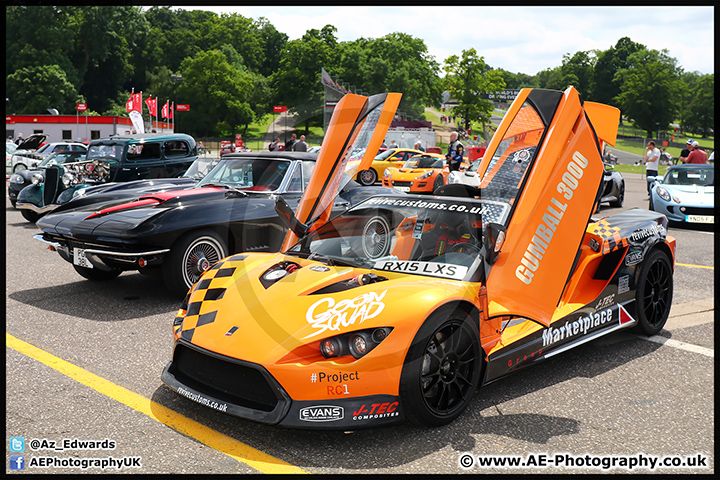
top-left (651, 198), bottom-right (714, 223)
top-left (33, 234), bottom-right (170, 270)
top-left (161, 340), bottom-right (404, 429)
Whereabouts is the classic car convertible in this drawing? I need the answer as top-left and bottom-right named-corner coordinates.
top-left (34, 152), bottom-right (402, 297)
top-left (160, 87), bottom-right (675, 429)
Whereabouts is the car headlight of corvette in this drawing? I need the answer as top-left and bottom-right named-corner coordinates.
top-left (384, 168), bottom-right (391, 179)
top-left (415, 171), bottom-right (432, 180)
top-left (10, 174), bottom-right (25, 184)
top-left (72, 187), bottom-right (87, 199)
top-left (31, 173), bottom-right (45, 185)
top-left (448, 173), bottom-right (459, 184)
top-left (320, 327), bottom-right (393, 359)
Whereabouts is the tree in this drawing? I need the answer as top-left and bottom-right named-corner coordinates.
top-left (615, 48), bottom-right (685, 138)
top-left (682, 74), bottom-right (714, 137)
top-left (7, 65), bottom-right (78, 114)
top-left (273, 26), bottom-right (339, 135)
top-left (177, 50), bottom-right (254, 137)
top-left (443, 49), bottom-right (505, 139)
top-left (337, 33), bottom-right (442, 118)
top-left (560, 50), bottom-right (597, 99)
top-left (591, 37), bottom-right (645, 107)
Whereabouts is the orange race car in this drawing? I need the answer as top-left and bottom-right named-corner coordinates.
top-left (162, 87), bottom-right (675, 429)
top-left (354, 148), bottom-right (426, 186)
top-left (382, 152), bottom-right (464, 193)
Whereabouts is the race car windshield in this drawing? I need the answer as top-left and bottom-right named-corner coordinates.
top-left (197, 158), bottom-right (290, 191)
top-left (288, 195), bottom-right (510, 281)
top-left (402, 155), bottom-right (444, 169)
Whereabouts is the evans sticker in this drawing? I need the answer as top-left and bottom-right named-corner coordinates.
top-left (373, 260), bottom-right (468, 280)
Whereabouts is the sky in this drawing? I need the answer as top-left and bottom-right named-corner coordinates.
top-left (177, 5), bottom-right (714, 76)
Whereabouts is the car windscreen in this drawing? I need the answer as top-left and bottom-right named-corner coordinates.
top-left (87, 144), bottom-right (124, 161)
top-left (374, 149), bottom-right (397, 161)
top-left (196, 158), bottom-right (291, 191)
top-left (403, 155), bottom-right (443, 169)
top-left (183, 157), bottom-right (222, 180)
top-left (38, 152), bottom-right (86, 168)
top-left (664, 167), bottom-right (714, 186)
top-left (287, 195), bottom-right (510, 281)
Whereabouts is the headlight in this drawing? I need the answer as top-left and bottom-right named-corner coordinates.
top-left (448, 173), bottom-right (459, 184)
top-left (72, 188), bottom-right (87, 199)
top-left (656, 186), bottom-right (671, 202)
top-left (320, 327), bottom-right (393, 359)
top-left (384, 168), bottom-right (391, 179)
top-left (416, 171), bottom-right (432, 180)
top-left (62, 172), bottom-right (75, 187)
top-left (10, 174), bottom-right (25, 184)
top-left (31, 173), bottom-right (44, 185)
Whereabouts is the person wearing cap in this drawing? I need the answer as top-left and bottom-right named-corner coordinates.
top-left (414, 140), bottom-right (426, 152)
top-left (685, 140), bottom-right (708, 164)
top-left (642, 141), bottom-right (660, 195)
top-left (15, 133), bottom-right (24, 145)
top-left (678, 139), bottom-right (693, 164)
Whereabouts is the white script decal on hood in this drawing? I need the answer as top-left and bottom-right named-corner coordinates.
top-left (303, 290), bottom-right (387, 339)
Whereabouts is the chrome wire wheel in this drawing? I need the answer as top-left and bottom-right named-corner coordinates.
top-left (358, 169), bottom-right (378, 186)
top-left (181, 235), bottom-right (225, 287)
top-left (362, 215), bottom-right (390, 259)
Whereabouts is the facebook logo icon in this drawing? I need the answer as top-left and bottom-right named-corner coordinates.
top-left (10, 436), bottom-right (25, 452)
top-left (10, 454), bottom-right (25, 470)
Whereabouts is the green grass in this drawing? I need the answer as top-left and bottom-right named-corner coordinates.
top-left (611, 164), bottom-right (669, 175)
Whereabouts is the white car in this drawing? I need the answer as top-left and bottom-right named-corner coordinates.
top-left (11, 138), bottom-right (87, 172)
top-left (447, 158), bottom-right (481, 187)
top-left (6, 142), bottom-right (18, 175)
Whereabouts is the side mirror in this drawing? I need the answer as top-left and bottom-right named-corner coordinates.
top-left (484, 223), bottom-right (506, 265)
top-left (648, 176), bottom-right (662, 184)
top-left (274, 196), bottom-right (309, 238)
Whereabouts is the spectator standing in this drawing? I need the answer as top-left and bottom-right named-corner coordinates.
top-left (292, 135), bottom-right (308, 152)
top-left (414, 140), bottom-right (426, 152)
top-left (678, 139), bottom-right (693, 164)
top-left (643, 141), bottom-right (660, 195)
top-left (15, 133), bottom-right (24, 145)
top-left (284, 133), bottom-right (297, 152)
top-left (389, 139), bottom-right (399, 149)
top-left (446, 131), bottom-right (465, 172)
top-left (268, 138), bottom-right (280, 151)
top-left (659, 147), bottom-right (672, 165)
top-left (686, 140), bottom-right (708, 164)
top-left (380, 139), bottom-right (387, 148)
top-left (708, 150), bottom-right (714, 164)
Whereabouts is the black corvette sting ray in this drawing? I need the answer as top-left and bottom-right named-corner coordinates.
top-left (35, 151), bottom-right (401, 296)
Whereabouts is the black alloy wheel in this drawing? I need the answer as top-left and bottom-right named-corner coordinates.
top-left (632, 248), bottom-right (673, 336)
top-left (400, 307), bottom-right (482, 426)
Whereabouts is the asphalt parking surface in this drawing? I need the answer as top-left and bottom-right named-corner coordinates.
top-left (5, 170), bottom-right (714, 474)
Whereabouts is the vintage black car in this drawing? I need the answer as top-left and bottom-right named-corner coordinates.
top-left (34, 152), bottom-right (403, 297)
top-left (8, 150), bottom-right (87, 210)
top-left (16, 133), bottom-right (197, 222)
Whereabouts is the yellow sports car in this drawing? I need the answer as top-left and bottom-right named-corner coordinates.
top-left (355, 148), bottom-right (425, 186)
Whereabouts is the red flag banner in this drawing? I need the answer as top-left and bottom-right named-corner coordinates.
top-left (273, 105), bottom-right (287, 113)
top-left (126, 92), bottom-right (142, 112)
top-left (161, 101), bottom-right (169, 119)
top-left (145, 97), bottom-right (157, 117)
top-left (170, 102), bottom-right (174, 120)
top-left (176, 104), bottom-right (190, 112)
top-left (76, 103), bottom-right (87, 112)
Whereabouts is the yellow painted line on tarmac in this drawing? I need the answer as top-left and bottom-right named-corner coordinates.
top-left (6, 333), bottom-right (307, 474)
top-left (676, 262), bottom-right (714, 270)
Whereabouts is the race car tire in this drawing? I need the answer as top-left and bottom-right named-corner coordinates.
top-left (357, 169), bottom-right (378, 186)
top-left (632, 248), bottom-right (673, 336)
top-left (164, 229), bottom-right (228, 297)
top-left (361, 215), bottom-right (391, 260)
top-left (400, 306), bottom-right (482, 427)
top-left (609, 182), bottom-right (624, 207)
top-left (433, 175), bottom-right (444, 192)
top-left (73, 264), bottom-right (122, 281)
top-left (21, 209), bottom-right (43, 223)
